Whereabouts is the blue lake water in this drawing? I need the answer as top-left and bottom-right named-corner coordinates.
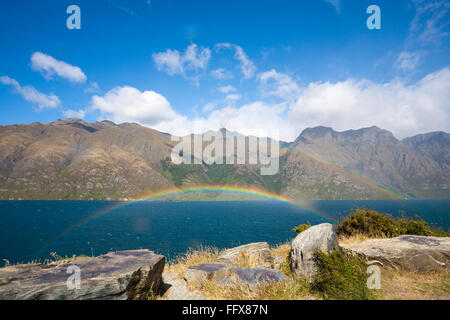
top-left (0, 200), bottom-right (448, 264)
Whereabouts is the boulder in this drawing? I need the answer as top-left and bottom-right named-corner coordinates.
top-left (184, 262), bottom-right (232, 284)
top-left (221, 267), bottom-right (292, 286)
top-left (218, 242), bottom-right (275, 268)
top-left (290, 223), bottom-right (339, 281)
top-left (341, 235), bottom-right (450, 272)
top-left (0, 249), bottom-right (165, 300)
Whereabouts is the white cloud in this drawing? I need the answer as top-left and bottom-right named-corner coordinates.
top-left (258, 69), bottom-right (300, 100)
top-left (225, 94), bottom-right (242, 102)
top-left (202, 102), bottom-right (217, 112)
top-left (30, 52), bottom-right (87, 83)
top-left (395, 51), bottom-right (427, 70)
top-left (218, 85), bottom-right (236, 94)
top-left (84, 82), bottom-right (100, 94)
top-left (0, 75), bottom-right (60, 109)
top-left (409, 0), bottom-right (450, 45)
top-left (91, 86), bottom-right (178, 126)
top-left (210, 68), bottom-right (234, 80)
top-left (396, 0), bottom-right (450, 70)
top-left (288, 67), bottom-right (450, 139)
top-left (152, 43), bottom-right (211, 83)
top-left (159, 101), bottom-right (293, 139)
top-left (216, 43), bottom-right (256, 79)
top-left (63, 109), bottom-right (86, 119)
top-left (89, 67), bottom-right (450, 142)
top-left (324, 0), bottom-right (341, 14)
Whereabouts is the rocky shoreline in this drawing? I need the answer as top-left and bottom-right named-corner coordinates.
top-left (0, 223), bottom-right (448, 300)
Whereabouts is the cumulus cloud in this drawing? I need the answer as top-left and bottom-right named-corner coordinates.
top-left (157, 67), bottom-right (450, 140)
top-left (0, 75), bottom-right (60, 109)
top-left (258, 69), bottom-right (300, 101)
top-left (210, 68), bottom-right (234, 80)
top-left (152, 43), bottom-right (211, 83)
top-left (30, 52), bottom-right (87, 83)
top-left (158, 101), bottom-right (293, 139)
top-left (216, 43), bottom-right (256, 79)
top-left (288, 67), bottom-right (450, 139)
top-left (91, 86), bottom-right (178, 126)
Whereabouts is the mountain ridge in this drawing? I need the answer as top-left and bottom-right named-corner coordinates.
top-left (0, 119), bottom-right (448, 200)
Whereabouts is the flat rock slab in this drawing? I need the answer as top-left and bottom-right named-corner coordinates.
top-left (341, 235), bottom-right (450, 272)
top-left (0, 250), bottom-right (165, 300)
top-left (223, 267), bottom-right (292, 285)
top-left (218, 242), bottom-right (275, 268)
top-left (184, 263), bottom-right (232, 284)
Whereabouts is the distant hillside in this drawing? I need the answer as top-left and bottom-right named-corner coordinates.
top-left (0, 119), bottom-right (448, 200)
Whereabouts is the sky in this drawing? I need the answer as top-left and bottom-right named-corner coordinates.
top-left (0, 0), bottom-right (449, 141)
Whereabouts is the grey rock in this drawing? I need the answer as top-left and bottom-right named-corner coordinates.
top-left (341, 235), bottom-right (450, 272)
top-left (218, 242), bottom-right (275, 268)
top-left (0, 249), bottom-right (165, 300)
top-left (290, 223), bottom-right (339, 281)
top-left (161, 272), bottom-right (207, 300)
top-left (184, 263), bottom-right (232, 284)
top-left (220, 267), bottom-right (292, 286)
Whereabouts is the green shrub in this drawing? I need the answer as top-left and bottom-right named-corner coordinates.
top-left (292, 222), bottom-right (311, 235)
top-left (336, 208), bottom-right (448, 238)
top-left (311, 250), bottom-right (376, 300)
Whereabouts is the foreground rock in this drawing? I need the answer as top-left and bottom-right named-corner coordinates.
top-left (341, 235), bottom-right (450, 272)
top-left (220, 267), bottom-right (292, 286)
top-left (184, 263), bottom-right (232, 283)
top-left (185, 263), bottom-right (291, 288)
top-left (0, 250), bottom-right (165, 300)
top-left (162, 272), bottom-right (207, 300)
top-left (290, 223), bottom-right (339, 281)
top-left (218, 242), bottom-right (275, 268)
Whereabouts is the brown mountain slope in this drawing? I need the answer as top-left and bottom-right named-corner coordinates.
top-left (292, 126), bottom-right (450, 198)
top-left (0, 119), bottom-right (448, 200)
top-left (0, 119), bottom-right (175, 200)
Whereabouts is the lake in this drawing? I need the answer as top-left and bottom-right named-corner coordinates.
top-left (0, 200), bottom-right (449, 264)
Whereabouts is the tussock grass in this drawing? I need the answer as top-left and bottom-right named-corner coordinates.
top-left (198, 278), bottom-right (311, 300)
top-left (338, 233), bottom-right (373, 244)
top-left (380, 267), bottom-right (450, 300)
top-left (165, 246), bottom-right (220, 276)
top-left (271, 243), bottom-right (292, 277)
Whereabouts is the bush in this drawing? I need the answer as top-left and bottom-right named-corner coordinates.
top-left (292, 223), bottom-right (311, 235)
top-left (336, 208), bottom-right (448, 238)
top-left (311, 250), bottom-right (376, 300)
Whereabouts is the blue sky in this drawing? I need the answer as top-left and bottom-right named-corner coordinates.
top-left (0, 0), bottom-right (449, 140)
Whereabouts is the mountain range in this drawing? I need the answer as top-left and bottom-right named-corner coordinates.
top-left (0, 119), bottom-right (448, 200)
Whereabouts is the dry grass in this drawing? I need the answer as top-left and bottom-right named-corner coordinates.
top-left (338, 233), bottom-right (375, 244)
top-left (196, 278), bottom-right (312, 300)
top-left (380, 267), bottom-right (450, 300)
top-left (165, 246), bottom-right (220, 276)
top-left (271, 243), bottom-right (290, 257)
top-left (163, 242), bottom-right (450, 300)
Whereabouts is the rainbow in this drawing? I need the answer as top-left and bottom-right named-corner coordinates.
top-left (35, 185), bottom-right (303, 256)
top-left (135, 185), bottom-right (293, 203)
